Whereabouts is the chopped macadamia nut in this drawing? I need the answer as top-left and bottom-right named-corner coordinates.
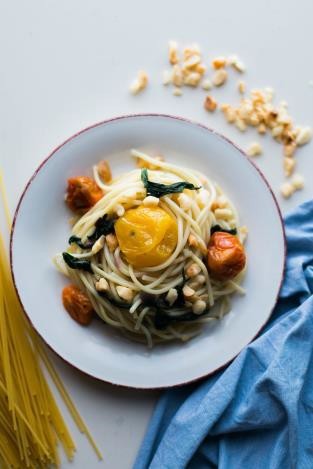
top-left (184, 72), bottom-right (202, 87)
top-left (202, 79), bottom-right (213, 91)
top-left (258, 123), bottom-right (267, 135)
top-left (204, 95), bottom-right (217, 112)
top-left (247, 142), bottom-right (262, 157)
top-left (214, 208), bottom-right (233, 220)
top-left (296, 127), bottom-right (312, 146)
top-left (235, 118), bottom-right (247, 132)
top-left (183, 285), bottom-right (195, 298)
top-left (166, 288), bottom-right (178, 306)
top-left (212, 69), bottom-right (228, 86)
top-left (238, 80), bottom-right (246, 94)
top-left (143, 196), bottom-right (159, 206)
top-left (172, 64), bottom-right (184, 87)
top-left (173, 87), bottom-right (183, 96)
top-left (228, 55), bottom-right (245, 72)
top-left (195, 274), bottom-right (206, 285)
top-left (116, 286), bottom-right (135, 302)
top-left (97, 160), bottom-right (112, 183)
top-left (130, 71), bottom-right (148, 95)
top-left (169, 41), bottom-right (179, 64)
top-left (196, 189), bottom-right (210, 208)
top-left (291, 174), bottom-right (304, 190)
top-left (283, 157), bottom-right (296, 177)
top-left (162, 70), bottom-right (171, 85)
top-left (211, 56), bottom-right (227, 69)
top-left (239, 226), bottom-right (248, 242)
top-left (95, 278), bottom-right (109, 292)
top-left (284, 143), bottom-right (296, 158)
top-left (188, 234), bottom-right (198, 249)
top-left (105, 233), bottom-right (118, 252)
top-left (192, 300), bottom-right (207, 314)
top-left (91, 235), bottom-right (105, 254)
top-left (280, 182), bottom-right (295, 199)
top-left (186, 263), bottom-right (202, 278)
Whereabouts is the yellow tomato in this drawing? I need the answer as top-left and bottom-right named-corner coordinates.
top-left (115, 206), bottom-right (178, 267)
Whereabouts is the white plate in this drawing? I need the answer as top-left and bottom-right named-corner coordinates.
top-left (11, 114), bottom-right (285, 389)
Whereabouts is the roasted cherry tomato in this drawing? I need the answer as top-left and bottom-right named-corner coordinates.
top-left (62, 284), bottom-right (94, 325)
top-left (207, 232), bottom-right (246, 281)
top-left (65, 176), bottom-right (103, 213)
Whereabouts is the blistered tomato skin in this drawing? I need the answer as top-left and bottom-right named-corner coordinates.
top-left (65, 176), bottom-right (103, 213)
top-left (207, 232), bottom-right (246, 281)
top-left (115, 206), bottom-right (178, 268)
top-left (62, 284), bottom-right (94, 325)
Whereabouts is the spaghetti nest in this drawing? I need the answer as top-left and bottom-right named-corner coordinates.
top-left (57, 150), bottom-right (246, 347)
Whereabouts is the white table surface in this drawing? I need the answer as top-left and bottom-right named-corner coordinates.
top-left (1, 0), bottom-right (313, 467)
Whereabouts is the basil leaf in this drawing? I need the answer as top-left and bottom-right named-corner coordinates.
top-left (68, 235), bottom-right (87, 249)
top-left (68, 214), bottom-right (115, 249)
top-left (141, 168), bottom-right (200, 198)
top-left (210, 225), bottom-right (237, 236)
top-left (62, 252), bottom-right (93, 273)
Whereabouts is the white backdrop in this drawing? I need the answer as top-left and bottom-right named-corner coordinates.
top-left (1, 0), bottom-right (313, 467)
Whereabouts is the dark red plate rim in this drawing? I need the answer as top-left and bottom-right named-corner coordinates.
top-left (10, 113), bottom-right (286, 390)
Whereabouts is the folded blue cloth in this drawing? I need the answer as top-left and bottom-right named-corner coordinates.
top-left (135, 200), bottom-right (313, 469)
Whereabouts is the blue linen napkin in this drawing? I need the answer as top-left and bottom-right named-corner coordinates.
top-left (135, 200), bottom-right (313, 469)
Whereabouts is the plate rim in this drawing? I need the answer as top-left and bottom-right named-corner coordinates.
top-left (10, 113), bottom-right (286, 389)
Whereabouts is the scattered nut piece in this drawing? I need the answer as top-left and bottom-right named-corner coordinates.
top-left (166, 288), bottom-right (178, 306)
top-left (173, 87), bottom-right (183, 97)
top-left (214, 208), bottom-right (233, 220)
top-left (283, 143), bottom-right (296, 158)
top-left (228, 55), bottom-right (245, 72)
top-left (116, 286), bottom-right (135, 302)
top-left (283, 157), bottom-right (296, 177)
top-left (169, 41), bottom-right (179, 65)
top-left (195, 274), bottom-right (206, 285)
top-left (204, 95), bottom-right (217, 112)
top-left (238, 80), bottom-right (246, 94)
top-left (130, 71), bottom-right (148, 95)
top-left (184, 72), bottom-right (202, 87)
top-left (91, 235), bottom-right (105, 254)
top-left (211, 56), bottom-right (227, 69)
top-left (291, 174), bottom-right (304, 190)
top-left (188, 234), bottom-right (198, 249)
top-left (212, 69), bottom-right (228, 86)
top-left (97, 160), bottom-right (112, 183)
top-left (172, 64), bottom-right (183, 87)
top-left (258, 123), bottom-right (267, 135)
top-left (192, 300), bottom-right (207, 314)
top-left (201, 79), bottom-right (213, 91)
top-left (105, 233), bottom-right (118, 252)
top-left (186, 263), bottom-right (202, 278)
top-left (162, 70), bottom-right (172, 85)
top-left (235, 118), bottom-right (247, 132)
top-left (239, 225), bottom-right (248, 242)
top-left (295, 127), bottom-right (312, 146)
top-left (183, 285), bottom-right (195, 298)
top-left (95, 278), bottom-right (109, 292)
top-left (280, 182), bottom-right (295, 199)
top-left (143, 195), bottom-right (159, 206)
top-left (247, 142), bottom-right (262, 157)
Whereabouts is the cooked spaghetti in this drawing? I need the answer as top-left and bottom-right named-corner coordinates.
top-left (56, 150), bottom-right (247, 347)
